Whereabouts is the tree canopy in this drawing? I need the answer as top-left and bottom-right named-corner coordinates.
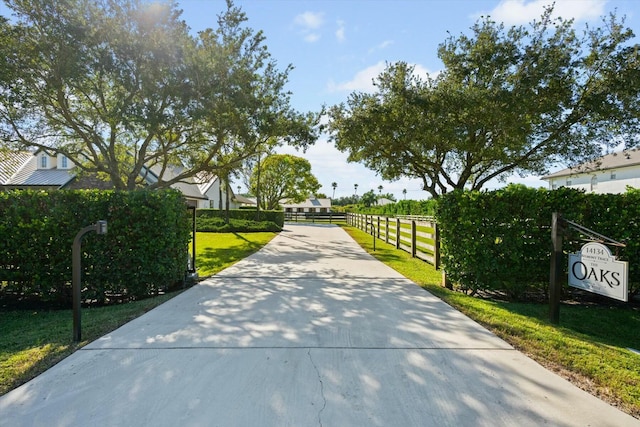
top-left (327, 8), bottom-right (640, 198)
top-left (249, 154), bottom-right (320, 210)
top-left (0, 0), bottom-right (319, 190)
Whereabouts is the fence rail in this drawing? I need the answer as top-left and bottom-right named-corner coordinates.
top-left (346, 213), bottom-right (440, 269)
top-left (284, 211), bottom-right (346, 223)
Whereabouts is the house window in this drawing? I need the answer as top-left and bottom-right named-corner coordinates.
top-left (320, 208), bottom-right (327, 213)
top-left (61, 155), bottom-right (68, 168)
top-left (591, 175), bottom-right (598, 191)
top-left (566, 179), bottom-right (572, 186)
top-left (611, 172), bottom-right (617, 180)
top-left (286, 208), bottom-right (292, 212)
top-left (297, 208), bottom-right (304, 213)
top-left (308, 208), bottom-right (315, 213)
top-left (40, 153), bottom-right (47, 168)
top-left (209, 200), bottom-right (215, 208)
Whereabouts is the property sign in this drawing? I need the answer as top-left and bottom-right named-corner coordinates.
top-left (568, 242), bottom-right (628, 302)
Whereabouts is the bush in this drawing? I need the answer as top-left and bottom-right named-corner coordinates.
top-left (196, 216), bottom-right (281, 232)
top-left (195, 208), bottom-right (284, 228)
top-left (354, 199), bottom-right (437, 216)
top-left (0, 189), bottom-right (191, 306)
top-left (436, 185), bottom-right (640, 299)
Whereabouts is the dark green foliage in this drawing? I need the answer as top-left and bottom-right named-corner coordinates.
top-left (0, 190), bottom-right (191, 306)
top-left (195, 208), bottom-right (284, 228)
top-left (436, 185), bottom-right (640, 299)
top-left (355, 199), bottom-right (438, 216)
top-left (196, 216), bottom-right (281, 232)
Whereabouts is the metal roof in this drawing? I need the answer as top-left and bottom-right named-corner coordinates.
top-left (3, 155), bottom-right (75, 187)
top-left (0, 151), bottom-right (33, 184)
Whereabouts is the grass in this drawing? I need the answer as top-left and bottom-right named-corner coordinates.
top-left (193, 231), bottom-right (277, 276)
top-left (342, 225), bottom-right (640, 419)
top-left (0, 291), bottom-right (180, 396)
top-left (0, 231), bottom-right (278, 396)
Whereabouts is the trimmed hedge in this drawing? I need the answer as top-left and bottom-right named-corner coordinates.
top-left (196, 216), bottom-right (281, 232)
top-left (356, 199), bottom-right (438, 216)
top-left (0, 189), bottom-right (191, 306)
top-left (436, 185), bottom-right (640, 299)
top-left (195, 208), bottom-right (284, 228)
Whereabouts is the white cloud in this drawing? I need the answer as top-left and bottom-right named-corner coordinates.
top-left (294, 11), bottom-right (325, 43)
top-left (480, 0), bottom-right (607, 26)
top-left (336, 20), bottom-right (346, 42)
top-left (294, 11), bottom-right (324, 29)
top-left (327, 61), bottom-right (436, 94)
top-left (305, 33), bottom-right (321, 43)
top-left (327, 61), bottom-right (387, 93)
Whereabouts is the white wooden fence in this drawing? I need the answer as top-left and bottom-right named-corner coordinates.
top-left (346, 213), bottom-right (440, 269)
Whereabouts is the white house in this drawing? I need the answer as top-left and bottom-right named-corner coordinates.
top-left (0, 150), bottom-right (239, 208)
top-left (281, 196), bottom-right (332, 213)
top-left (541, 149), bottom-right (640, 194)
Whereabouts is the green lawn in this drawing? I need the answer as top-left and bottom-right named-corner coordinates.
top-left (193, 231), bottom-right (277, 276)
top-left (342, 225), bottom-right (640, 419)
top-left (0, 231), bottom-right (278, 396)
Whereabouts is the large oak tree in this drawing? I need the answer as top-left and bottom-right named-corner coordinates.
top-left (327, 8), bottom-right (640, 198)
top-left (0, 0), bottom-right (319, 190)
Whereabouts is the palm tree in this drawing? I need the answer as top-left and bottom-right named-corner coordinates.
top-left (331, 182), bottom-right (337, 199)
top-left (354, 183), bottom-right (359, 196)
top-left (377, 185), bottom-right (383, 194)
top-left (403, 188), bottom-right (407, 200)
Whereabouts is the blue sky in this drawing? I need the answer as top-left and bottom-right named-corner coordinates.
top-left (178, 0), bottom-right (640, 200)
top-left (3, 0), bottom-right (639, 200)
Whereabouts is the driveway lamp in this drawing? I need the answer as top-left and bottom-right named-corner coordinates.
top-left (72, 220), bottom-right (108, 342)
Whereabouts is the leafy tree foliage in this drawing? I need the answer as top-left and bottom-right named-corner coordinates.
top-left (249, 154), bottom-right (320, 210)
top-left (0, 0), bottom-right (319, 190)
top-left (327, 8), bottom-right (640, 198)
top-left (360, 189), bottom-right (377, 207)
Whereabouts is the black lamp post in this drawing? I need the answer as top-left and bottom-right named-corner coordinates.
top-left (72, 220), bottom-right (107, 342)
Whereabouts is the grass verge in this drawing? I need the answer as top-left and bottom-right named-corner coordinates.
top-left (1, 231), bottom-right (278, 396)
top-left (194, 231), bottom-right (277, 276)
top-left (0, 292), bottom-right (180, 396)
top-left (343, 225), bottom-right (640, 419)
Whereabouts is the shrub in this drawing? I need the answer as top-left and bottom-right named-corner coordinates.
top-left (0, 189), bottom-right (191, 306)
top-left (195, 208), bottom-right (284, 228)
top-left (436, 185), bottom-right (640, 299)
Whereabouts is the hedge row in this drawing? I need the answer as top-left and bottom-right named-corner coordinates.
top-left (195, 208), bottom-right (284, 228)
top-left (346, 199), bottom-right (438, 216)
top-left (0, 190), bottom-right (191, 306)
top-left (196, 216), bottom-right (281, 232)
top-left (436, 185), bottom-right (640, 299)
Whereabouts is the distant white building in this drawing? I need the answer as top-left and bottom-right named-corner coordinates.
top-left (281, 197), bottom-right (332, 213)
top-left (541, 149), bottom-right (640, 194)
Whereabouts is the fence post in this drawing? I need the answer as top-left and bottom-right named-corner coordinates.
top-left (376, 216), bottom-right (380, 239)
top-left (385, 217), bottom-right (389, 244)
top-left (396, 218), bottom-right (401, 249)
top-left (434, 221), bottom-right (441, 270)
top-left (411, 220), bottom-right (417, 258)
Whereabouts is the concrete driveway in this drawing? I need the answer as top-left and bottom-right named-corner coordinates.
top-left (1, 224), bottom-right (638, 426)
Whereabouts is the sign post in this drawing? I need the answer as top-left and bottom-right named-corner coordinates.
top-left (549, 213), bottom-right (628, 324)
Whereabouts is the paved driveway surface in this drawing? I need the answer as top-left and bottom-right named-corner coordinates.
top-left (1, 224), bottom-right (638, 426)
